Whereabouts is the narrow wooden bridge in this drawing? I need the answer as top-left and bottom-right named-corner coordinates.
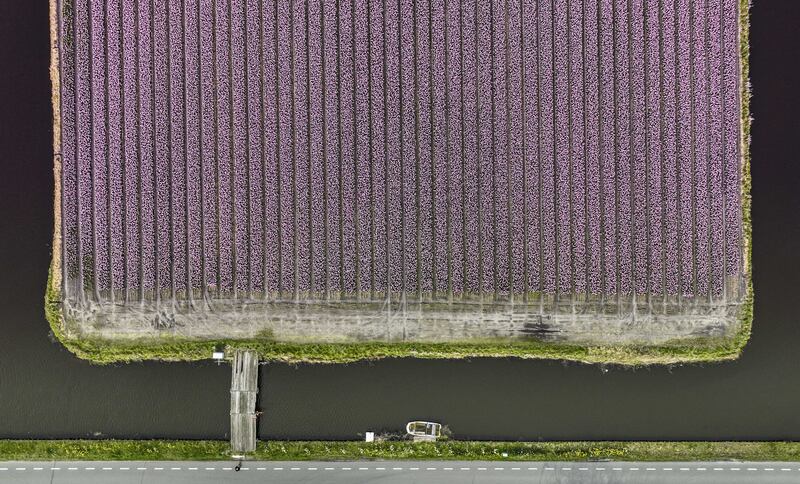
top-left (230, 350), bottom-right (259, 454)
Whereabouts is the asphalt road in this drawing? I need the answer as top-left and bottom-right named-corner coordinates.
top-left (2, 461), bottom-right (800, 483)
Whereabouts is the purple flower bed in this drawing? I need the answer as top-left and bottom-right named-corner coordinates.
top-left (59, 0), bottom-right (742, 300)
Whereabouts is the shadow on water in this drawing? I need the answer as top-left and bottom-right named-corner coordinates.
top-left (0, 0), bottom-right (798, 440)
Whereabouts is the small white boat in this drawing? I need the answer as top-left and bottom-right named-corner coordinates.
top-left (405, 421), bottom-right (442, 441)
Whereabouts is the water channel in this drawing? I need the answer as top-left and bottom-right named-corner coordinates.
top-left (1, 0), bottom-right (798, 441)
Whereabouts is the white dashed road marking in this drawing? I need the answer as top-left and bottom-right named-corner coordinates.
top-left (5, 462), bottom-right (800, 476)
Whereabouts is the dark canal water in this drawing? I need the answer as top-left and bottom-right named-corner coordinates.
top-left (1, 0), bottom-right (798, 441)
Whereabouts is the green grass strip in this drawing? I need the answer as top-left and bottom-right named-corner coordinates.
top-left (2, 440), bottom-right (800, 462)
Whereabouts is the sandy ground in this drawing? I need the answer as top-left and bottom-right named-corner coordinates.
top-left (60, 286), bottom-right (746, 344)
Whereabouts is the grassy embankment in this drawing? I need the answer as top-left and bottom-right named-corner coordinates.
top-left (44, 261), bottom-right (754, 365)
top-left (45, 0), bottom-right (752, 366)
top-left (1, 440), bottom-right (798, 462)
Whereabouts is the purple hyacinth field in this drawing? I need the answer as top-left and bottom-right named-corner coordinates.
top-left (54, 0), bottom-right (748, 345)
